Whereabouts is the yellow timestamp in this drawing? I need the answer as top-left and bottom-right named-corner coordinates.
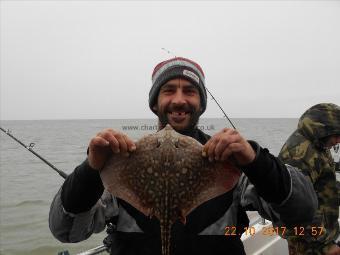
top-left (224, 226), bottom-right (256, 236)
top-left (224, 226), bottom-right (324, 237)
top-left (262, 226), bottom-right (324, 237)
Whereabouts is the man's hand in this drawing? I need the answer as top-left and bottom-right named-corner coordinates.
top-left (202, 128), bottom-right (256, 166)
top-left (88, 129), bottom-right (136, 170)
top-left (326, 244), bottom-right (340, 255)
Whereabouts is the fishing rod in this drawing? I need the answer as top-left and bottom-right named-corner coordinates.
top-left (1, 126), bottom-right (110, 255)
top-left (161, 47), bottom-right (176, 58)
top-left (160, 48), bottom-right (237, 130)
top-left (0, 126), bottom-right (68, 179)
top-left (205, 87), bottom-right (237, 130)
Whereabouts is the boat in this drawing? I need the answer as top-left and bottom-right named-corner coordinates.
top-left (242, 213), bottom-right (289, 255)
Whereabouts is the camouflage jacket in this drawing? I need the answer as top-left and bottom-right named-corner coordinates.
top-left (279, 103), bottom-right (340, 254)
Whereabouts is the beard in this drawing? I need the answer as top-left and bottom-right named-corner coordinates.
top-left (157, 103), bottom-right (201, 134)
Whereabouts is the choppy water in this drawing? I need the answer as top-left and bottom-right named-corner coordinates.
top-left (0, 118), bottom-right (300, 255)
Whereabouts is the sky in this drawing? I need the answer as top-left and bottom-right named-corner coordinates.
top-left (0, 0), bottom-right (339, 120)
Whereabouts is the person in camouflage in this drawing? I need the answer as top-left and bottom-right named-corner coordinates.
top-left (334, 144), bottom-right (340, 172)
top-left (279, 103), bottom-right (340, 255)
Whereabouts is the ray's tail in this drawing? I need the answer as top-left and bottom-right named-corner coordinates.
top-left (159, 178), bottom-right (172, 255)
top-left (160, 221), bottom-right (171, 255)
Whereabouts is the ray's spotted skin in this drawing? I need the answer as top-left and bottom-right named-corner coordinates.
top-left (100, 124), bottom-right (241, 255)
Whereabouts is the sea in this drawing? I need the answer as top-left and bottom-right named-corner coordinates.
top-left (0, 118), bottom-right (335, 255)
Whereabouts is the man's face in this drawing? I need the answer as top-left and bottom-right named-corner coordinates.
top-left (325, 135), bottom-right (340, 148)
top-left (152, 78), bottom-right (202, 132)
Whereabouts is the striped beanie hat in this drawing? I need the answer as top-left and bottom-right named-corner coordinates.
top-left (149, 57), bottom-right (207, 114)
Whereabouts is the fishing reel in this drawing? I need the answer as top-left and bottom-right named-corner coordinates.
top-left (57, 218), bottom-right (117, 255)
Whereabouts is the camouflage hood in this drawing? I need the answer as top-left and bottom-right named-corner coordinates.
top-left (298, 103), bottom-right (340, 148)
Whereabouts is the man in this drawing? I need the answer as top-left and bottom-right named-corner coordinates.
top-left (49, 57), bottom-right (317, 255)
top-left (279, 103), bottom-right (340, 255)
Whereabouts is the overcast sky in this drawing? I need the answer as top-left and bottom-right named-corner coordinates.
top-left (1, 1), bottom-right (339, 120)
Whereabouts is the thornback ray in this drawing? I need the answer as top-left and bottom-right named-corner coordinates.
top-left (100, 124), bottom-right (241, 255)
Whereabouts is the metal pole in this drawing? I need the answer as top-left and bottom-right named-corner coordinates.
top-left (75, 245), bottom-right (108, 255)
